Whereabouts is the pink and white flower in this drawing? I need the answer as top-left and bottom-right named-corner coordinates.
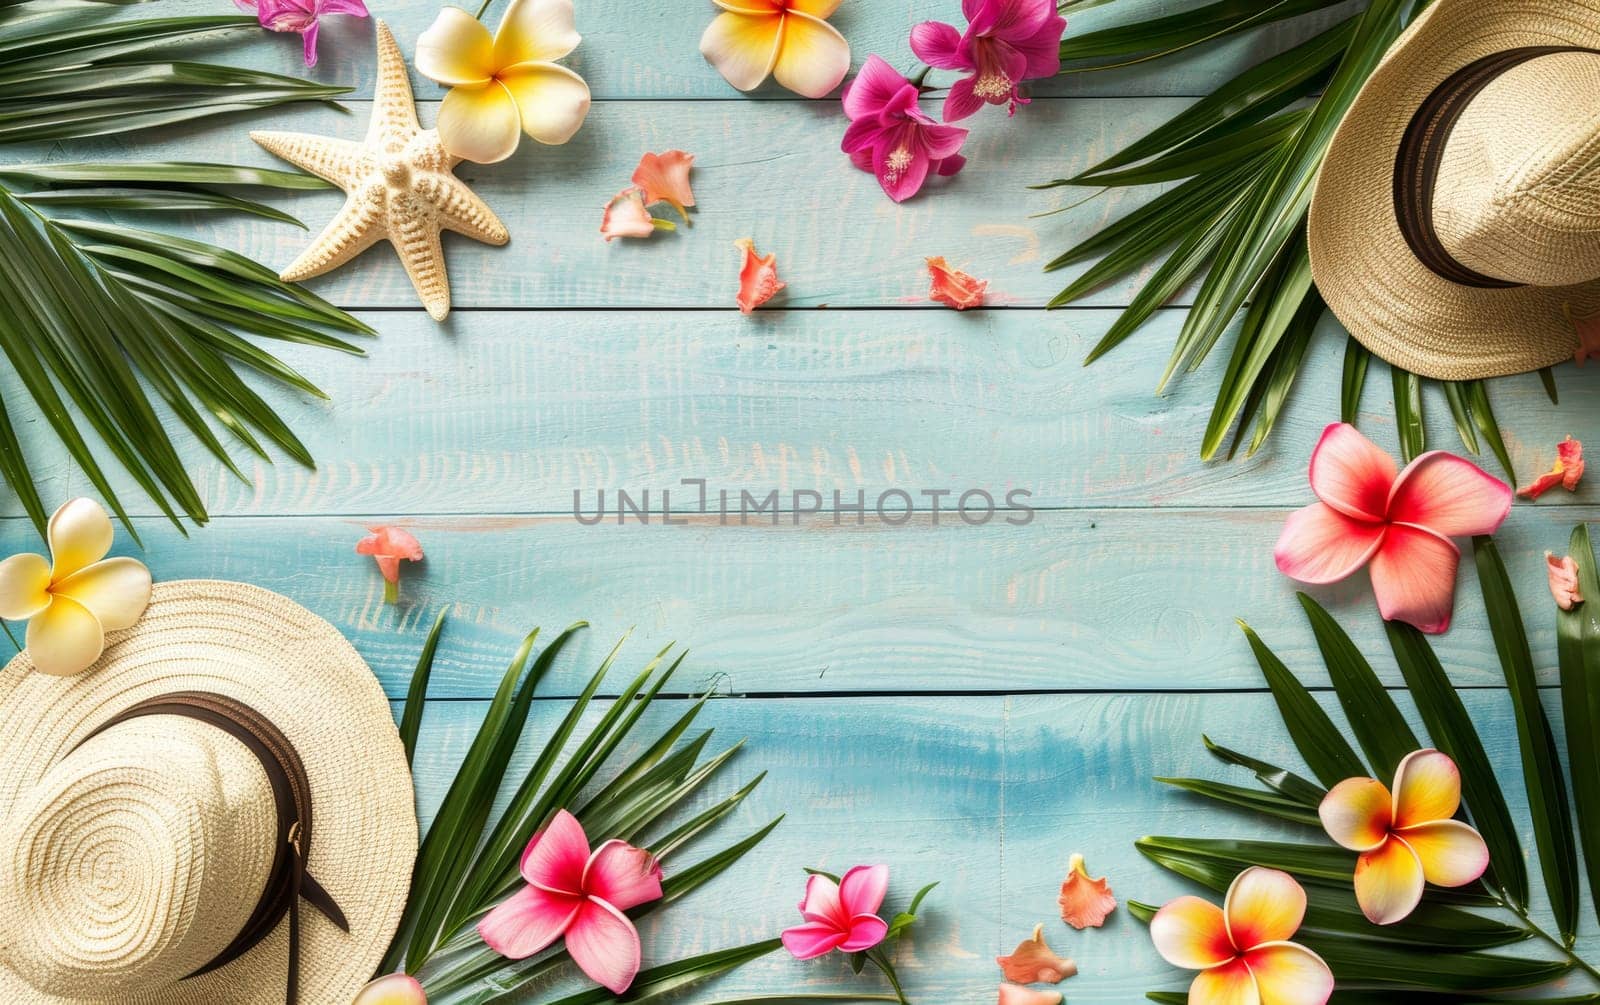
top-left (840, 56), bottom-right (969, 203)
top-left (235, 0), bottom-right (369, 68)
top-left (780, 865), bottom-right (891, 960)
top-left (910, 0), bottom-right (1065, 120)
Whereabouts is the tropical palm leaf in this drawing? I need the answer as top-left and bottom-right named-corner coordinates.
top-left (1046, 0), bottom-right (1532, 472)
top-left (1138, 533), bottom-right (1600, 999)
top-left (0, 0), bottom-right (363, 537)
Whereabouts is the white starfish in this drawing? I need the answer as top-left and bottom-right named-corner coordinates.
top-left (252, 20), bottom-right (508, 321)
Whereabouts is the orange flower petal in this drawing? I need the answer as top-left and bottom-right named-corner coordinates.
top-left (1318, 777), bottom-right (1392, 852)
top-left (1354, 837), bottom-right (1425, 925)
top-left (1150, 895), bottom-right (1234, 970)
top-left (1519, 436), bottom-right (1584, 500)
top-left (927, 256), bottom-right (988, 310)
top-left (632, 150), bottom-right (696, 220)
top-left (1395, 820), bottom-right (1490, 888)
top-left (1189, 958), bottom-right (1260, 1005)
top-left (1058, 852), bottom-right (1116, 929)
top-left (1242, 942), bottom-right (1334, 1005)
top-left (1223, 867), bottom-right (1305, 950)
top-left (996, 923), bottom-right (1075, 984)
top-left (734, 238), bottom-right (785, 313)
top-left (1548, 552), bottom-right (1584, 610)
top-left (1392, 748), bottom-right (1461, 828)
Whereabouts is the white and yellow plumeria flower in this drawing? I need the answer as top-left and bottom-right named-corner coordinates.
top-left (415, 0), bottom-right (591, 164)
top-left (699, 0), bottom-right (851, 99)
top-left (0, 499), bottom-right (151, 676)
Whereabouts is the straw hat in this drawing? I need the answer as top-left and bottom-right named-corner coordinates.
top-left (0, 580), bottom-right (417, 1004)
top-left (1308, 0), bottom-right (1600, 380)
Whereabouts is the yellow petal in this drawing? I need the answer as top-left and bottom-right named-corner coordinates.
top-left (25, 596), bottom-right (105, 677)
top-left (499, 61), bottom-right (591, 145)
top-left (437, 81), bottom-right (523, 164)
top-left (1396, 820), bottom-right (1490, 888)
top-left (53, 557), bottom-right (151, 632)
top-left (772, 10), bottom-right (850, 98)
top-left (1392, 748), bottom-right (1461, 828)
top-left (1318, 776), bottom-right (1392, 852)
top-left (0, 553), bottom-right (52, 621)
top-left (1242, 942), bottom-right (1334, 1005)
top-left (1354, 837), bottom-right (1425, 925)
top-left (1223, 868), bottom-right (1305, 950)
top-left (1189, 958), bottom-right (1259, 1005)
top-left (787, 0), bottom-right (841, 16)
top-left (47, 498), bottom-right (113, 581)
top-left (1150, 895), bottom-right (1234, 970)
top-left (495, 0), bottom-right (580, 66)
top-left (415, 6), bottom-right (496, 87)
top-left (699, 10), bottom-right (782, 92)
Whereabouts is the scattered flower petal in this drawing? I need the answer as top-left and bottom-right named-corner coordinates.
top-left (927, 256), bottom-right (988, 310)
top-left (1549, 552), bottom-right (1583, 610)
top-left (998, 984), bottom-right (1063, 1005)
top-left (237, 0), bottom-right (369, 68)
top-left (734, 238), bottom-right (785, 313)
top-left (781, 865), bottom-right (890, 960)
top-left (356, 526), bottom-right (424, 604)
top-left (840, 56), bottom-right (969, 203)
top-left (353, 973), bottom-right (428, 1004)
top-left (632, 150), bottom-right (696, 223)
top-left (601, 188), bottom-right (660, 241)
top-left (1519, 436), bottom-right (1584, 500)
top-left (1058, 852), bottom-right (1116, 929)
top-left (909, 0), bottom-right (1066, 120)
top-left (997, 923), bottom-right (1075, 984)
top-left (0, 498), bottom-right (151, 677)
top-left (699, 0), bottom-right (850, 98)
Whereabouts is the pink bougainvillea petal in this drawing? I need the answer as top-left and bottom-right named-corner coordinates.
top-left (1187, 957), bottom-right (1261, 1005)
top-left (998, 984), bottom-right (1064, 1005)
top-left (1548, 552), bottom-right (1584, 610)
top-left (1307, 423), bottom-right (1397, 522)
top-left (781, 920), bottom-right (849, 960)
top-left (1368, 524), bottom-right (1460, 634)
top-left (1396, 820), bottom-right (1490, 888)
top-left (564, 898), bottom-right (642, 994)
top-left (1241, 942), bottom-right (1335, 1005)
top-left (583, 840), bottom-right (663, 911)
top-left (997, 923), bottom-right (1076, 984)
top-left (1520, 436), bottom-right (1585, 500)
top-left (1318, 777), bottom-right (1393, 852)
top-left (927, 256), bottom-right (988, 310)
top-left (520, 809), bottom-right (590, 893)
top-left (1387, 452), bottom-right (1512, 536)
top-left (839, 912), bottom-right (890, 952)
top-left (1223, 867), bottom-right (1305, 950)
top-left (477, 883), bottom-right (582, 959)
top-left (1274, 503), bottom-right (1387, 585)
top-left (734, 238), bottom-right (785, 313)
top-left (1354, 837), bottom-right (1425, 925)
top-left (1058, 853), bottom-right (1116, 929)
top-left (838, 864), bottom-right (890, 916)
top-left (1150, 895), bottom-right (1234, 970)
top-left (1391, 749), bottom-right (1461, 829)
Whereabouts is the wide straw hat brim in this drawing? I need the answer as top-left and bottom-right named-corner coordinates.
top-left (1308, 0), bottom-right (1600, 381)
top-left (0, 581), bottom-right (417, 1004)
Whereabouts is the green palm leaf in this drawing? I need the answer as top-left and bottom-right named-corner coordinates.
top-left (1561, 525), bottom-right (1600, 924)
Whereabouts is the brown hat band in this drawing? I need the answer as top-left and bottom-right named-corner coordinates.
top-left (73, 692), bottom-right (349, 1005)
top-left (1393, 45), bottom-right (1600, 289)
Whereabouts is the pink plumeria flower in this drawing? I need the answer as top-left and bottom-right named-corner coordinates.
top-left (235, 0), bottom-right (368, 68)
top-left (780, 865), bottom-right (891, 960)
top-left (479, 810), bottom-right (663, 994)
top-left (1320, 749), bottom-right (1490, 925)
top-left (910, 0), bottom-right (1065, 120)
top-left (1548, 552), bottom-right (1583, 610)
top-left (1275, 423), bottom-right (1511, 634)
top-left (355, 526), bottom-right (423, 604)
top-left (1151, 867), bottom-right (1334, 1005)
top-left (841, 56), bottom-right (969, 203)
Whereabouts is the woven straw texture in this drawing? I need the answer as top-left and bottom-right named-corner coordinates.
top-left (1308, 0), bottom-right (1600, 380)
top-left (0, 581), bottom-right (417, 1004)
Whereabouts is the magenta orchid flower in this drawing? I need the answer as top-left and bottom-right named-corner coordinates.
top-left (235, 0), bottom-right (369, 68)
top-left (781, 865), bottom-right (891, 960)
top-left (841, 56), bottom-right (969, 203)
top-left (478, 810), bottom-right (663, 994)
top-left (1275, 423), bottom-right (1511, 634)
top-left (910, 0), bottom-right (1065, 120)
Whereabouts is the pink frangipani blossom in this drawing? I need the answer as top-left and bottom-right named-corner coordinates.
top-left (1275, 423), bottom-right (1511, 634)
top-left (236, 0), bottom-right (369, 68)
top-left (478, 810), bottom-right (663, 994)
top-left (781, 865), bottom-right (891, 960)
top-left (910, 0), bottom-right (1066, 120)
top-left (841, 56), bottom-right (969, 203)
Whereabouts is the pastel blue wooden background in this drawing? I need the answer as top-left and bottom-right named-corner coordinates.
top-left (2, 1), bottom-right (1596, 1000)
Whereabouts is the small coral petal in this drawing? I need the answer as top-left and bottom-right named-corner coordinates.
top-left (700, 9), bottom-right (782, 91)
top-left (416, 6), bottom-right (496, 86)
top-left (437, 80), bottom-right (523, 164)
top-left (1224, 868), bottom-right (1305, 950)
top-left (0, 553), bottom-right (53, 621)
top-left (499, 60), bottom-right (591, 145)
top-left (1058, 853), bottom-right (1116, 929)
top-left (46, 498), bottom-right (114, 581)
top-left (997, 984), bottom-right (1064, 1005)
top-left (601, 188), bottom-right (656, 241)
top-left (1307, 423), bottom-right (1397, 522)
top-left (583, 840), bottom-right (663, 911)
top-left (564, 899), bottom-right (641, 994)
top-left (997, 923), bottom-right (1076, 984)
top-left (24, 596), bottom-right (105, 677)
top-left (1548, 552), bottom-right (1584, 610)
top-left (52, 557), bottom-right (151, 631)
top-left (353, 973), bottom-right (428, 1005)
top-left (1189, 957), bottom-right (1261, 1005)
top-left (1396, 820), bottom-right (1489, 888)
top-left (1387, 451), bottom-right (1512, 536)
top-left (520, 809), bottom-right (591, 892)
top-left (1520, 437), bottom-right (1585, 500)
top-left (734, 238), bottom-right (785, 313)
top-left (1242, 942), bottom-right (1335, 1005)
top-left (781, 920), bottom-right (848, 960)
top-left (1368, 524), bottom-right (1460, 634)
top-left (1150, 895), bottom-right (1234, 970)
top-left (1319, 777), bottom-right (1393, 852)
top-left (1354, 837), bottom-right (1425, 925)
top-left (927, 256), bottom-right (988, 310)
top-left (631, 150), bottom-right (696, 212)
top-left (1522, 470), bottom-right (1568, 501)
top-left (494, 0), bottom-right (581, 65)
top-left (772, 10), bottom-right (851, 98)
top-left (1274, 503), bottom-right (1386, 585)
top-left (838, 864), bottom-right (890, 917)
top-left (1392, 749), bottom-right (1462, 828)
